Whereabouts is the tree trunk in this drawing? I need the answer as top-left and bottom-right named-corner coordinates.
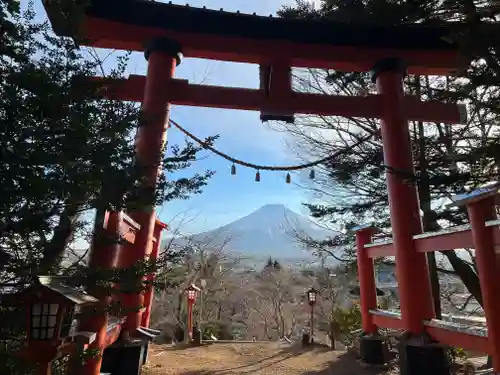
top-left (273, 310), bottom-right (281, 336)
top-left (176, 293), bottom-right (183, 324)
top-left (39, 200), bottom-right (81, 272)
top-left (443, 251), bottom-right (483, 307)
top-left (217, 304), bottom-right (222, 320)
top-left (263, 317), bottom-right (271, 340)
top-left (415, 76), bottom-right (442, 319)
top-left (277, 302), bottom-right (286, 338)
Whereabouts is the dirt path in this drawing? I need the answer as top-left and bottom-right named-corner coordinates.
top-left (143, 342), bottom-right (391, 375)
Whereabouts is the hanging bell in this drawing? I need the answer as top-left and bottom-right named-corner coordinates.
top-left (231, 164), bottom-right (236, 175)
top-left (286, 173), bottom-right (291, 184)
top-left (309, 169), bottom-right (315, 179)
top-left (255, 170), bottom-right (261, 182)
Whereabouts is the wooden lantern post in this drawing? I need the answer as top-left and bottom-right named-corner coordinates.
top-left (185, 284), bottom-right (200, 342)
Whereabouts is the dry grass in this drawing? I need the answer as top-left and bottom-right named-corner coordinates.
top-left (143, 342), bottom-right (394, 375)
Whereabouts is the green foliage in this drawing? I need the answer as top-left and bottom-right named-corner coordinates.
top-left (330, 303), bottom-right (362, 345)
top-left (448, 346), bottom-right (467, 360)
top-left (447, 346), bottom-right (468, 367)
top-left (52, 356), bottom-right (70, 375)
top-left (79, 348), bottom-right (102, 365)
top-left (377, 295), bottom-right (391, 310)
top-left (264, 257), bottom-right (282, 271)
top-left (0, 0), bottom-right (21, 59)
top-left (0, 306), bottom-right (36, 374)
top-left (0, 345), bottom-right (36, 375)
top-left (0, 2), bottom-right (215, 374)
top-left (201, 321), bottom-right (232, 340)
top-left (1, 2), bottom-right (215, 280)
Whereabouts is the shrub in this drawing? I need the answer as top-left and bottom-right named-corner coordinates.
top-left (330, 303), bottom-right (362, 345)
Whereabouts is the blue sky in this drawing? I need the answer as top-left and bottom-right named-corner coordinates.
top-left (33, 0), bottom-right (320, 234)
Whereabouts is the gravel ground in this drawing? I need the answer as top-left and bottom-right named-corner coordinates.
top-left (143, 342), bottom-right (394, 375)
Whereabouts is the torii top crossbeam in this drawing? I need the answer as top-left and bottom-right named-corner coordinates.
top-left (44, 0), bottom-right (462, 75)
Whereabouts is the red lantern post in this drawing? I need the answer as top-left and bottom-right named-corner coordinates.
top-left (186, 284), bottom-right (200, 342)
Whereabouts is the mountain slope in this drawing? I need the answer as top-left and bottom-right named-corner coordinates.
top-left (175, 204), bottom-right (336, 261)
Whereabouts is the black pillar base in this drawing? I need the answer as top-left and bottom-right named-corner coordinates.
top-left (101, 347), bottom-right (121, 374)
top-left (399, 339), bottom-right (450, 375)
top-left (100, 341), bottom-right (149, 375)
top-left (122, 344), bottom-right (147, 375)
top-left (143, 342), bottom-right (149, 365)
top-left (360, 334), bottom-right (387, 365)
top-left (192, 328), bottom-right (202, 345)
top-left (302, 333), bottom-right (310, 347)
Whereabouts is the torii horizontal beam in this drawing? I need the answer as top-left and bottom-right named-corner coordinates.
top-left (88, 75), bottom-right (467, 124)
top-left (43, 0), bottom-right (464, 75)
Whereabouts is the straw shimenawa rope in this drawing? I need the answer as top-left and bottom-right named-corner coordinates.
top-left (169, 118), bottom-right (373, 177)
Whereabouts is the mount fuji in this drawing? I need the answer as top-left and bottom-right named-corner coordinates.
top-left (170, 204), bottom-right (337, 262)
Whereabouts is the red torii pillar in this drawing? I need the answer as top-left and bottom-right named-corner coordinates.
top-left (373, 59), bottom-right (435, 331)
top-left (77, 211), bottom-right (122, 375)
top-left (354, 224), bottom-right (378, 335)
top-left (372, 59), bottom-right (447, 373)
top-left (464, 192), bottom-right (500, 373)
top-left (120, 38), bottom-right (182, 335)
top-left (353, 224), bottom-right (387, 364)
top-left (141, 219), bottom-right (168, 328)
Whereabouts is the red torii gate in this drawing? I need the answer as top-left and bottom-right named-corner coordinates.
top-left (353, 185), bottom-right (500, 372)
top-left (42, 1), bottom-right (475, 375)
top-left (78, 211), bottom-right (166, 375)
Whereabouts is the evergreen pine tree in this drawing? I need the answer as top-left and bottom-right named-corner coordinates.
top-left (0, 4), bottom-right (215, 373)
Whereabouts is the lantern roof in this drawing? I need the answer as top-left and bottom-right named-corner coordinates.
top-left (155, 219), bottom-right (168, 230)
top-left (186, 283), bottom-right (201, 292)
top-left (3, 276), bottom-right (99, 306)
top-left (36, 276), bottom-right (99, 305)
top-left (45, 0), bottom-right (461, 52)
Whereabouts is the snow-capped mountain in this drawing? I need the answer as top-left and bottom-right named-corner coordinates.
top-left (170, 204), bottom-right (338, 262)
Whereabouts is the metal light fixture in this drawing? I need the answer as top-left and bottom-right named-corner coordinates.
top-left (187, 289), bottom-right (197, 302)
top-left (186, 284), bottom-right (200, 302)
top-left (307, 288), bottom-right (318, 306)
